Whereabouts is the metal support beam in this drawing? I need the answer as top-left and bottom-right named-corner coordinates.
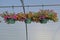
top-left (20, 0), bottom-right (28, 40)
top-left (0, 4), bottom-right (60, 8)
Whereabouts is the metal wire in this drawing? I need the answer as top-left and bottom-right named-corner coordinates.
top-left (11, 6), bottom-right (15, 13)
top-left (0, 4), bottom-right (60, 8)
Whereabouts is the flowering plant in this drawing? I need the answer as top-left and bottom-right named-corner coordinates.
top-left (1, 10), bottom-right (58, 24)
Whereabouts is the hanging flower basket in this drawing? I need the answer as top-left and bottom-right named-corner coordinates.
top-left (40, 19), bottom-right (49, 23)
top-left (1, 10), bottom-right (58, 24)
top-left (3, 13), bottom-right (17, 24)
top-left (6, 18), bottom-right (15, 24)
top-left (17, 13), bottom-right (26, 21)
top-left (25, 18), bottom-right (31, 24)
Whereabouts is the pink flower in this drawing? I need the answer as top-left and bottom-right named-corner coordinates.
top-left (4, 15), bottom-right (11, 20)
top-left (7, 16), bottom-right (11, 18)
top-left (12, 14), bottom-right (17, 20)
top-left (4, 16), bottom-right (8, 20)
top-left (39, 15), bottom-right (45, 20)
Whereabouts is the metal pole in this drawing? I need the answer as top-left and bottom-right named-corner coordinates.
top-left (0, 4), bottom-right (60, 8)
top-left (20, 0), bottom-right (28, 40)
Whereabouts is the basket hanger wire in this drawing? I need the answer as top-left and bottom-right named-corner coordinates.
top-left (41, 3), bottom-right (44, 14)
top-left (12, 6), bottom-right (15, 13)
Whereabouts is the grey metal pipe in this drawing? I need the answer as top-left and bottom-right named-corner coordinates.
top-left (0, 4), bottom-right (60, 8)
top-left (20, 0), bottom-right (28, 40)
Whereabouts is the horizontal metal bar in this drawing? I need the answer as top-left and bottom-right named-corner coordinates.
top-left (0, 4), bottom-right (60, 8)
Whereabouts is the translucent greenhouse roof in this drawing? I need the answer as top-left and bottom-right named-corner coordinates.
top-left (0, 0), bottom-right (60, 12)
top-left (0, 0), bottom-right (60, 40)
top-left (0, 0), bottom-right (60, 5)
